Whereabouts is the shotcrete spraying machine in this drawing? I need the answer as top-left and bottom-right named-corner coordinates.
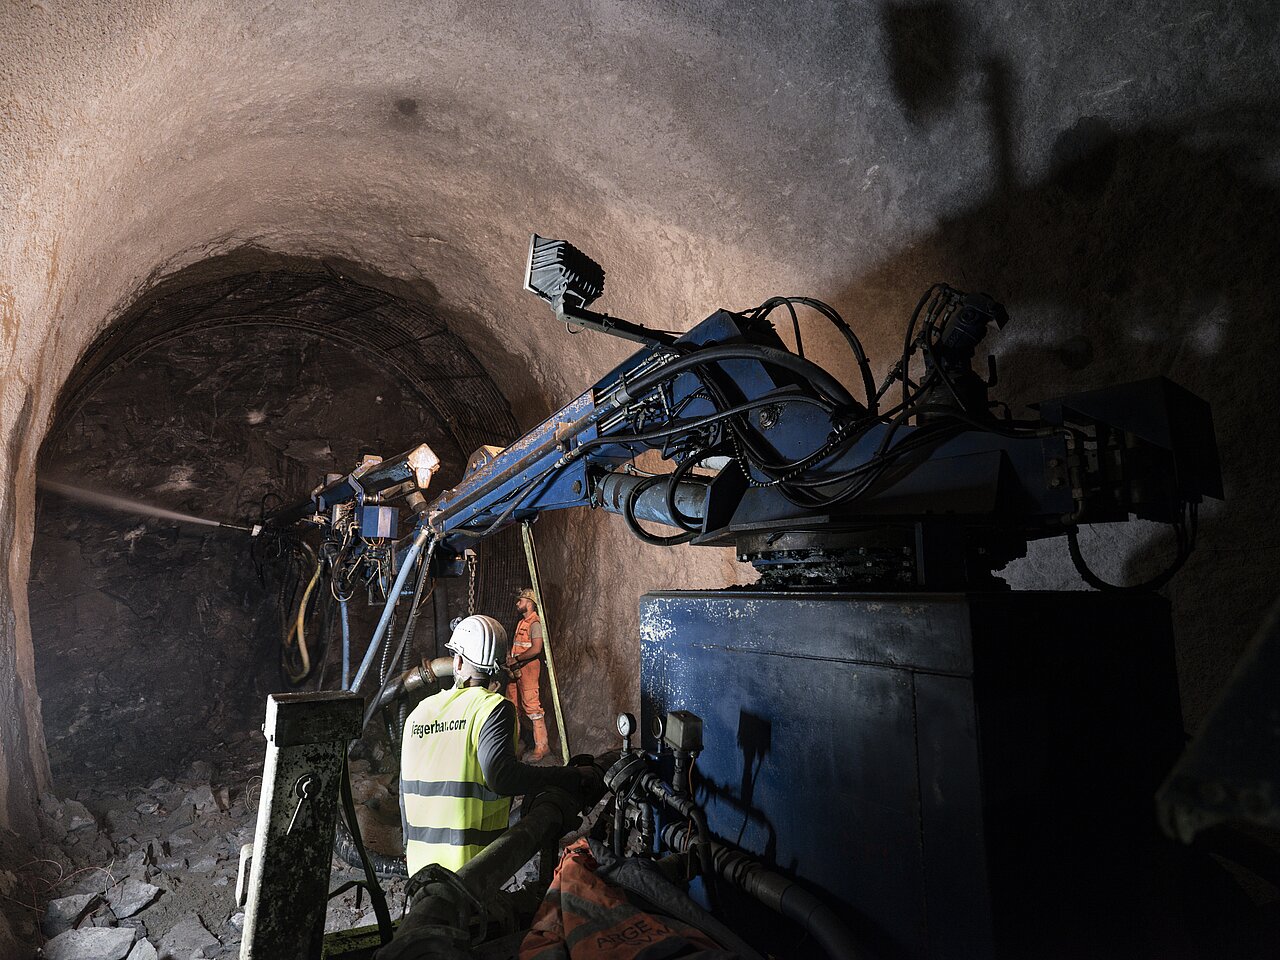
top-left (239, 236), bottom-right (1222, 960)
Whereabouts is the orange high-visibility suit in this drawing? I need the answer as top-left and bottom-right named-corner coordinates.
top-left (506, 610), bottom-right (549, 757)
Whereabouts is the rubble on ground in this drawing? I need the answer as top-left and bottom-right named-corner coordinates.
top-left (1, 757), bottom-right (407, 958)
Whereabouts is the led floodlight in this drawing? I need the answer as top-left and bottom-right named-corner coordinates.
top-left (524, 234), bottom-right (606, 309)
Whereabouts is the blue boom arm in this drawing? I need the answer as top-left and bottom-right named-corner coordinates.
top-left (268, 237), bottom-right (1220, 594)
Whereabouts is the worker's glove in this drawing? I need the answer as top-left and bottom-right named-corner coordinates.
top-left (567, 753), bottom-right (608, 807)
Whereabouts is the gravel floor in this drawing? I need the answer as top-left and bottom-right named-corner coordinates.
top-left (0, 754), bottom-right (409, 959)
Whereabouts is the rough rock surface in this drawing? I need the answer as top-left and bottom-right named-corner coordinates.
top-left (0, 753), bottom-right (407, 957)
top-left (40, 894), bottom-right (98, 939)
top-left (40, 926), bottom-right (136, 960)
top-left (155, 916), bottom-right (219, 958)
top-left (105, 879), bottom-right (161, 920)
top-left (29, 326), bottom-right (469, 797)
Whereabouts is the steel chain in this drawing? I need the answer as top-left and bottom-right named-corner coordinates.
top-left (466, 552), bottom-right (477, 616)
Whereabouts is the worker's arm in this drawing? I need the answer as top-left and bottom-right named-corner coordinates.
top-left (476, 698), bottom-right (580, 796)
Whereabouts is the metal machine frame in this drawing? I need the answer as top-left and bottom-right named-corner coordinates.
top-left (251, 235), bottom-right (1223, 960)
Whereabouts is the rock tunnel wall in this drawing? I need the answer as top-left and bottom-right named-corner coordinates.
top-left (2, 0), bottom-right (1279, 850)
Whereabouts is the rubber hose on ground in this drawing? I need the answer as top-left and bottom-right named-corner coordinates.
top-left (333, 815), bottom-right (407, 879)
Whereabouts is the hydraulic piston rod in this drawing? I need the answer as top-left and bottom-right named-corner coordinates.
top-left (595, 473), bottom-right (708, 529)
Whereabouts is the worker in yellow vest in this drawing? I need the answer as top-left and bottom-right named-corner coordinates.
top-left (399, 614), bottom-right (590, 876)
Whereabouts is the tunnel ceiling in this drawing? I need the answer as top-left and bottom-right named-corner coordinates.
top-left (54, 259), bottom-right (520, 485)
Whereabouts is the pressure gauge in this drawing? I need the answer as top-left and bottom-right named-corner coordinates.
top-left (616, 712), bottom-right (636, 739)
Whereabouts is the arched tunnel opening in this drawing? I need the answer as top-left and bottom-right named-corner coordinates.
top-left (28, 256), bottom-right (543, 867)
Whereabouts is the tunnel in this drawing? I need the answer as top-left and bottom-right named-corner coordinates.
top-left (2, 2), bottom-right (1279, 958)
top-left (29, 256), bottom-right (533, 794)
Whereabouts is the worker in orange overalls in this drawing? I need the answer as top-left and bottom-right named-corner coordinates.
top-left (506, 587), bottom-right (551, 760)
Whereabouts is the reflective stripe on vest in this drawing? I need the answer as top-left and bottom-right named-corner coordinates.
top-left (401, 684), bottom-right (512, 874)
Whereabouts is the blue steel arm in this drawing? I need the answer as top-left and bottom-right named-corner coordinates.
top-left (422, 308), bottom-right (847, 548)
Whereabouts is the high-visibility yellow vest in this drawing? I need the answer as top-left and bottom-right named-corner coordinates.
top-left (400, 683), bottom-right (512, 875)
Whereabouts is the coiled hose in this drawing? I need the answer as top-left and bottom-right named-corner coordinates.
top-left (333, 816), bottom-right (407, 878)
top-left (623, 475), bottom-right (697, 546)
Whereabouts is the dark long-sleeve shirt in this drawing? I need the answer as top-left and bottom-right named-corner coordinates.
top-left (475, 697), bottom-right (581, 797)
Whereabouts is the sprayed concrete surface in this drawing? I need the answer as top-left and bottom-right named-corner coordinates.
top-left (2, 5), bottom-right (1280, 948)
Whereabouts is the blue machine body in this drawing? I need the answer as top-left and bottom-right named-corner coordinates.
top-left (424, 307), bottom-right (1208, 578)
top-left (639, 589), bottom-right (1184, 960)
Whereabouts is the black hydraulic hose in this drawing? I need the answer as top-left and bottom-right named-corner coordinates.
top-left (394, 566), bottom-right (432, 738)
top-left (378, 608), bottom-right (395, 688)
top-left (749, 296), bottom-right (877, 414)
top-left (665, 450), bottom-right (712, 532)
top-left (623, 476), bottom-right (697, 546)
top-left (645, 780), bottom-right (718, 912)
top-left (776, 879), bottom-right (861, 960)
top-left (397, 610), bottom-right (414, 689)
top-left (333, 816), bottom-right (408, 879)
top-left (688, 808), bottom-right (718, 913)
top-left (366, 547), bottom-right (435, 737)
top-left (577, 393), bottom-right (834, 455)
top-left (339, 756), bottom-right (394, 941)
top-left (612, 343), bottom-right (860, 414)
top-left (662, 823), bottom-right (862, 960)
top-left (912, 403), bottom-right (1055, 438)
top-left (396, 693), bottom-right (408, 740)
top-left (886, 284), bottom-right (946, 409)
top-left (311, 593), bottom-right (335, 691)
top-left (613, 777), bottom-right (635, 859)
top-left (1066, 521), bottom-right (1192, 593)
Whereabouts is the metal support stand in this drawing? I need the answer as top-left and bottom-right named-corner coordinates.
top-left (340, 599), bottom-right (351, 689)
top-left (521, 521), bottom-right (571, 764)
top-left (239, 691), bottom-right (364, 960)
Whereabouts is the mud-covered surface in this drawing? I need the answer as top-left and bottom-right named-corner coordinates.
top-left (30, 325), bottom-right (460, 796)
top-left (0, 755), bottom-right (410, 959)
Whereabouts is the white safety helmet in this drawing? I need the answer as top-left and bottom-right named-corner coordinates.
top-left (446, 615), bottom-right (507, 674)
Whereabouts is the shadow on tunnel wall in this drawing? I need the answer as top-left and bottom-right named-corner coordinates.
top-left (868, 3), bottom-right (1280, 732)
